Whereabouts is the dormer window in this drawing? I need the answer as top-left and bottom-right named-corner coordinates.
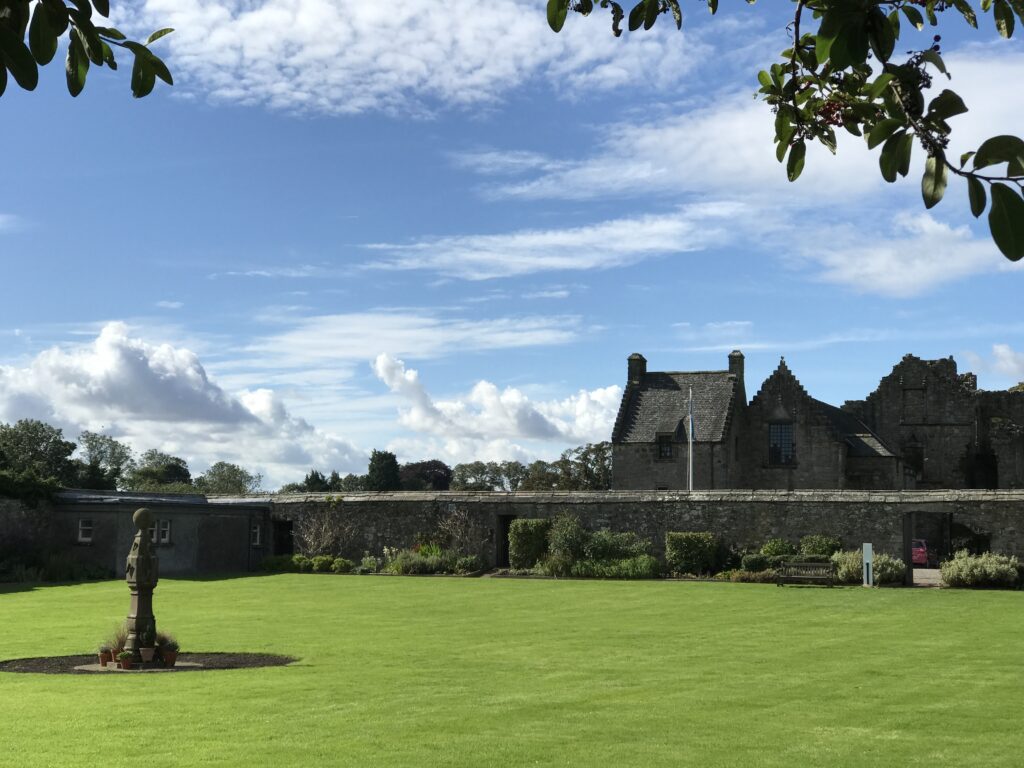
top-left (657, 435), bottom-right (673, 460)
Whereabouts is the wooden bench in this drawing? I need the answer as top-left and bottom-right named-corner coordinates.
top-left (776, 561), bottom-right (835, 587)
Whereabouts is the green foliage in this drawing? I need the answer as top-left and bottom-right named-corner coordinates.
top-left (310, 555), bottom-right (335, 573)
top-left (665, 531), bottom-right (722, 575)
top-left (455, 554), bottom-right (482, 574)
top-left (941, 550), bottom-right (1021, 589)
top-left (39, 554), bottom-right (111, 582)
top-left (194, 462), bottom-right (262, 495)
top-left (366, 450), bottom-right (401, 491)
top-left (451, 443), bottom-right (612, 492)
top-left (508, 518), bottom-right (552, 569)
top-left (124, 449), bottom-right (192, 490)
top-left (799, 534), bottom-right (843, 558)
top-left (0, 419), bottom-right (77, 485)
top-left (291, 554), bottom-right (312, 573)
top-left (740, 553), bottom-right (769, 572)
top-left (399, 460), bottom-right (452, 491)
top-left (548, 513), bottom-right (588, 562)
top-left (550, 0), bottom-right (1024, 261)
top-left (831, 549), bottom-right (906, 586)
top-left (584, 529), bottom-right (649, 560)
top-left (76, 431), bottom-right (135, 490)
top-left (569, 555), bottom-right (662, 579)
top-left (0, 468), bottom-right (60, 503)
top-left (760, 538), bottom-right (798, 558)
top-left (353, 554), bottom-right (379, 574)
top-left (331, 557), bottom-right (354, 574)
top-left (260, 555), bottom-right (295, 573)
top-left (0, 0), bottom-right (172, 99)
top-left (384, 548), bottom-right (458, 575)
top-left (715, 568), bottom-right (779, 584)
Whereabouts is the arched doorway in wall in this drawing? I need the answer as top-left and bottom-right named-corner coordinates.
top-left (902, 511), bottom-right (952, 586)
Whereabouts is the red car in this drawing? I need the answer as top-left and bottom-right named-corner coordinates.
top-left (912, 539), bottom-right (929, 566)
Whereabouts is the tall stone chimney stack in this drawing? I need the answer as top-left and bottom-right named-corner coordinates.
top-left (728, 349), bottom-right (745, 383)
top-left (628, 353), bottom-right (647, 385)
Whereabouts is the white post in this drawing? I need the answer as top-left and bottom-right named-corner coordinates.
top-left (687, 386), bottom-right (694, 492)
top-left (863, 543), bottom-right (874, 587)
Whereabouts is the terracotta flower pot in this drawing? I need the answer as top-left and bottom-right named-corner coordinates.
top-left (119, 657), bottom-right (134, 670)
top-left (162, 650), bottom-right (178, 668)
top-left (98, 651), bottom-right (112, 667)
top-left (139, 647), bottom-right (155, 663)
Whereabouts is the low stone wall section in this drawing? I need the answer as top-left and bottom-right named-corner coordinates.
top-left (267, 490), bottom-right (1024, 567)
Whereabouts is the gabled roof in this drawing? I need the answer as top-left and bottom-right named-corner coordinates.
top-left (612, 370), bottom-right (738, 444)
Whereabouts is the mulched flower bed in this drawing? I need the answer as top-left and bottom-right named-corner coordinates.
top-left (0, 652), bottom-right (296, 675)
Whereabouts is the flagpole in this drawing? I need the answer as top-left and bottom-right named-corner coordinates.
top-left (687, 386), bottom-right (694, 492)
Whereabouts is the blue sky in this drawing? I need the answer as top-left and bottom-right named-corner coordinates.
top-left (1, 0), bottom-right (1022, 487)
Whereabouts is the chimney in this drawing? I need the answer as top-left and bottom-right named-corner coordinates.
top-left (628, 353), bottom-right (647, 385)
top-left (728, 349), bottom-right (744, 383)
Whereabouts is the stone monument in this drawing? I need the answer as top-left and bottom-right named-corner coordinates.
top-left (124, 507), bottom-right (159, 658)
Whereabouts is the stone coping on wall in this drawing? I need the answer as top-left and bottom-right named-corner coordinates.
top-left (56, 488), bottom-right (1024, 509)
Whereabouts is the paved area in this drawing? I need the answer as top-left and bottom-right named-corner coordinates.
top-left (913, 568), bottom-right (942, 587)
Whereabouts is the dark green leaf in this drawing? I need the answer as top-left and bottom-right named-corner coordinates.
top-left (973, 135), bottom-right (1024, 170)
top-left (42, 0), bottom-right (70, 36)
top-left (642, 0), bottom-right (659, 30)
top-left (988, 183), bottom-right (1024, 260)
top-left (706, 0), bottom-right (718, 14)
top-left (967, 176), bottom-right (987, 217)
top-left (994, 0), bottom-right (1015, 37)
top-left (866, 73), bottom-right (893, 100)
top-left (927, 89), bottom-right (968, 121)
top-left (896, 132), bottom-right (913, 178)
top-left (757, 70), bottom-right (772, 90)
top-left (0, 64), bottom-right (7, 97)
top-left (901, 5), bottom-right (924, 29)
top-left (95, 26), bottom-right (127, 41)
top-left (65, 32), bottom-right (89, 96)
top-left (147, 52), bottom-right (172, 85)
top-left (921, 153), bottom-right (948, 209)
top-left (879, 131), bottom-right (904, 183)
top-left (953, 0), bottom-right (978, 27)
top-left (867, 118), bottom-right (904, 149)
top-left (101, 40), bottom-right (116, 70)
top-left (921, 49), bottom-right (948, 77)
top-left (92, 0), bottom-right (110, 17)
top-left (67, 0), bottom-right (92, 20)
top-left (0, 25), bottom-right (40, 90)
top-left (868, 8), bottom-right (896, 61)
top-left (29, 1), bottom-right (58, 65)
top-left (131, 52), bottom-right (155, 98)
top-left (628, 1), bottom-right (644, 31)
top-left (547, 0), bottom-right (569, 32)
top-left (787, 140), bottom-right (806, 182)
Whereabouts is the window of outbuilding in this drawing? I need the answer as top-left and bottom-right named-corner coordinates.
top-left (768, 423), bottom-right (795, 465)
top-left (78, 519), bottom-right (93, 544)
top-left (657, 435), bottom-right (673, 459)
top-left (251, 524), bottom-right (262, 547)
top-left (158, 520), bottom-right (172, 545)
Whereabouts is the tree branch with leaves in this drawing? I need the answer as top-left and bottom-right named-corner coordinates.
top-left (548, 0), bottom-right (1024, 260)
top-left (0, 0), bottom-right (172, 98)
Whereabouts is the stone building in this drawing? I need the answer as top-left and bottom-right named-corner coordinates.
top-left (612, 351), bottom-right (1024, 491)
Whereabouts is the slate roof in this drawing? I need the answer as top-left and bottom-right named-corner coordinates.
top-left (816, 401), bottom-right (895, 458)
top-left (612, 371), bottom-right (738, 444)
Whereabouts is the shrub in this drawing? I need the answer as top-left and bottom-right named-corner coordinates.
top-left (584, 529), bottom-right (650, 561)
top-left (539, 552), bottom-right (575, 577)
top-left (353, 554), bottom-right (379, 574)
top-left (310, 555), bottom-right (335, 573)
top-left (331, 557), bottom-right (354, 574)
top-left (260, 554), bottom-right (295, 573)
top-left (799, 534), bottom-right (842, 558)
top-left (508, 518), bottom-right (552, 569)
top-left (760, 538), bottom-right (798, 558)
top-left (715, 568), bottom-right (778, 584)
top-left (665, 531), bottom-right (722, 575)
top-left (40, 555), bottom-right (110, 583)
top-left (385, 548), bottom-right (458, 575)
top-left (941, 550), bottom-right (1021, 589)
top-left (416, 541), bottom-right (444, 558)
top-left (831, 549), bottom-right (906, 586)
top-left (291, 554), bottom-right (313, 573)
top-left (569, 555), bottom-right (662, 580)
top-left (455, 555), bottom-right (481, 574)
top-left (741, 553), bottom-right (769, 572)
top-left (548, 513), bottom-right (587, 562)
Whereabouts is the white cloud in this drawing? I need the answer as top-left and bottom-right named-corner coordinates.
top-left (130, 0), bottom-right (705, 114)
top-left (0, 323), bottom-right (364, 486)
top-left (363, 204), bottom-right (743, 280)
top-left (800, 211), bottom-right (1023, 298)
top-left (156, 301), bottom-right (184, 309)
top-left (0, 214), bottom-right (19, 231)
top-left (992, 343), bottom-right (1024, 380)
top-left (372, 353), bottom-right (620, 463)
top-left (522, 289), bottom-right (570, 299)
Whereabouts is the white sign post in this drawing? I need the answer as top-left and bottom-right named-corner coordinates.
top-left (863, 543), bottom-right (874, 587)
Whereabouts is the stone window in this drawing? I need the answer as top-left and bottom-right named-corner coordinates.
top-left (657, 435), bottom-right (673, 460)
top-left (251, 523), bottom-right (263, 547)
top-left (768, 423), bottom-right (795, 465)
top-left (77, 519), bottom-right (93, 544)
top-left (151, 520), bottom-right (172, 545)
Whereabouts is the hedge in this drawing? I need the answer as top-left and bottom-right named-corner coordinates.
top-left (940, 550), bottom-right (1021, 588)
top-left (666, 531), bottom-right (722, 575)
top-left (508, 518), bottom-right (551, 569)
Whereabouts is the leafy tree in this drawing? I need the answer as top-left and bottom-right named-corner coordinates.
top-left (561, 441), bottom-right (613, 490)
top-left (123, 448), bottom-right (192, 490)
top-left (336, 473), bottom-right (367, 491)
top-left (450, 461), bottom-right (498, 491)
top-left (365, 449), bottom-right (401, 491)
top-left (399, 459), bottom-right (453, 491)
top-left (76, 431), bottom-right (136, 490)
top-left (0, 419), bottom-right (77, 484)
top-left (194, 461), bottom-right (263, 495)
top-left (0, 0), bottom-right (172, 98)
top-left (548, 0), bottom-right (1024, 260)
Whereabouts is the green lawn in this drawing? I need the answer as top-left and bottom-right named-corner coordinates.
top-left (1, 576), bottom-right (1021, 767)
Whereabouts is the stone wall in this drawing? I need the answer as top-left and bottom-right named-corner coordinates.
top-left (269, 490), bottom-right (1024, 568)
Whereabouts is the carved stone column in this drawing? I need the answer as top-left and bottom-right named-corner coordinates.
top-left (125, 507), bottom-right (159, 658)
